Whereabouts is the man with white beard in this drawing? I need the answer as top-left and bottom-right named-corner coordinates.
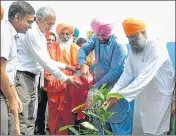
top-left (104, 18), bottom-right (175, 135)
top-left (44, 24), bottom-right (85, 135)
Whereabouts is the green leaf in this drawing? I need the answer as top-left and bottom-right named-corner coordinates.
top-left (98, 83), bottom-right (107, 94)
top-left (108, 92), bottom-right (124, 99)
top-left (104, 129), bottom-right (113, 135)
top-left (101, 104), bottom-right (107, 111)
top-left (81, 121), bottom-right (98, 131)
top-left (69, 126), bottom-right (80, 135)
top-left (97, 92), bottom-right (105, 101)
top-left (72, 103), bottom-right (86, 112)
top-left (102, 88), bottom-right (110, 100)
top-left (82, 110), bottom-right (101, 119)
top-left (59, 125), bottom-right (73, 132)
top-left (100, 83), bottom-right (107, 90)
top-left (104, 112), bottom-right (114, 120)
top-left (80, 129), bottom-right (94, 135)
top-left (100, 114), bottom-right (106, 124)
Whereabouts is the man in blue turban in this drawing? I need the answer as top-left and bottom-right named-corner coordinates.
top-left (73, 27), bottom-right (80, 43)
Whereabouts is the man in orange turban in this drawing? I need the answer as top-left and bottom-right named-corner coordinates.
top-left (44, 23), bottom-right (93, 135)
top-left (122, 18), bottom-right (147, 54)
top-left (1, 5), bottom-right (4, 20)
top-left (56, 23), bottom-right (74, 36)
top-left (122, 18), bottom-right (146, 36)
top-left (105, 18), bottom-right (174, 135)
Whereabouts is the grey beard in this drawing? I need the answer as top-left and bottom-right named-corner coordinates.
top-left (131, 45), bottom-right (145, 54)
top-left (131, 39), bottom-right (147, 54)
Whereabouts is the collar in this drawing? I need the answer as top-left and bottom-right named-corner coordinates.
top-left (5, 20), bottom-right (18, 38)
top-left (33, 21), bottom-right (45, 36)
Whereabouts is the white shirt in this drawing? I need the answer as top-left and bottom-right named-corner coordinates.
top-left (1, 21), bottom-right (18, 85)
top-left (110, 39), bottom-right (175, 134)
top-left (16, 22), bottom-right (68, 81)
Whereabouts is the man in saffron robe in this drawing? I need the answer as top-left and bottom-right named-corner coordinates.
top-left (44, 24), bottom-right (93, 135)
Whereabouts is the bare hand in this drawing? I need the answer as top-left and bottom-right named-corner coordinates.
top-left (65, 65), bottom-right (78, 73)
top-left (16, 98), bottom-right (23, 113)
top-left (9, 98), bottom-right (21, 135)
top-left (8, 98), bottom-right (19, 114)
top-left (66, 76), bottom-right (82, 88)
top-left (80, 64), bottom-right (89, 79)
top-left (104, 97), bottom-right (119, 109)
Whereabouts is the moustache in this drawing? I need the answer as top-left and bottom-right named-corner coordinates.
top-left (61, 38), bottom-right (69, 42)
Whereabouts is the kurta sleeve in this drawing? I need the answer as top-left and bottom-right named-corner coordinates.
top-left (110, 42), bottom-right (167, 102)
top-left (95, 43), bottom-right (128, 89)
top-left (78, 35), bottom-right (96, 65)
top-left (110, 51), bottom-right (134, 92)
top-left (25, 31), bottom-right (68, 82)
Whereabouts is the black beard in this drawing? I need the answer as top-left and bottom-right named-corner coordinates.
top-left (99, 39), bottom-right (109, 44)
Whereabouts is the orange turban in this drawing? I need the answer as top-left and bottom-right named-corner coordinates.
top-left (56, 24), bottom-right (74, 35)
top-left (122, 18), bottom-right (146, 35)
top-left (1, 5), bottom-right (4, 20)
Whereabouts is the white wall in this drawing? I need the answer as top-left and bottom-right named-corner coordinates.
top-left (1, 1), bottom-right (175, 43)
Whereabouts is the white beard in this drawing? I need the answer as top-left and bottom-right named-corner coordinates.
top-left (58, 38), bottom-right (73, 54)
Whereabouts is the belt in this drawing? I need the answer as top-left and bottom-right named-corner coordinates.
top-left (17, 70), bottom-right (36, 78)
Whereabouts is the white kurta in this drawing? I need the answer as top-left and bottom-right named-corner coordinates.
top-left (110, 39), bottom-right (175, 135)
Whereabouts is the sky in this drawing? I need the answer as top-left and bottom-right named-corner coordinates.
top-left (1, 1), bottom-right (175, 43)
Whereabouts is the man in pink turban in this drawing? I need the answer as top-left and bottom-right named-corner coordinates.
top-left (78, 18), bottom-right (133, 135)
top-left (90, 19), bottom-right (113, 39)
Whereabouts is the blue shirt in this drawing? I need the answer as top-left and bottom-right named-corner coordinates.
top-left (78, 34), bottom-right (128, 89)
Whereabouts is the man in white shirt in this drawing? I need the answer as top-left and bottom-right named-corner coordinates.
top-left (0, 1), bottom-right (35, 135)
top-left (104, 18), bottom-right (175, 135)
top-left (16, 6), bottom-right (80, 135)
top-left (35, 31), bottom-right (56, 135)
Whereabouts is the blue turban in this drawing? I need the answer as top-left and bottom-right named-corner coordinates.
top-left (74, 27), bottom-right (80, 38)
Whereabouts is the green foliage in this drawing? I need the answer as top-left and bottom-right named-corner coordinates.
top-left (81, 121), bottom-right (98, 131)
top-left (72, 103), bottom-right (86, 112)
top-left (59, 83), bottom-right (121, 135)
top-left (59, 125), bottom-right (73, 132)
top-left (108, 92), bottom-right (124, 99)
top-left (69, 127), bottom-right (80, 135)
top-left (104, 129), bottom-right (113, 135)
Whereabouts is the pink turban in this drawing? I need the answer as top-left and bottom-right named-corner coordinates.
top-left (90, 19), bottom-right (113, 39)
